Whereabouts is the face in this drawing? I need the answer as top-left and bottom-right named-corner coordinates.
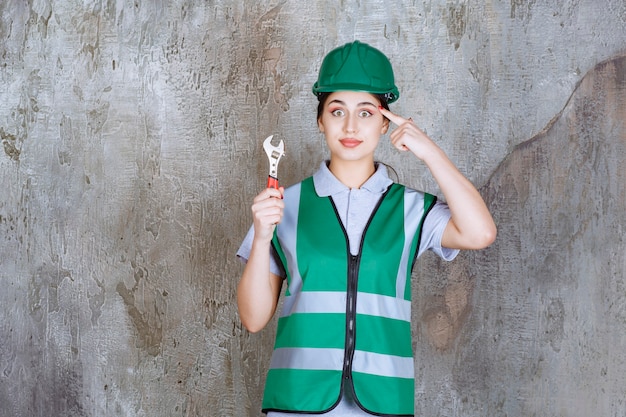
top-left (317, 91), bottom-right (389, 164)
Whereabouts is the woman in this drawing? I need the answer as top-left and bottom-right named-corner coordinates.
top-left (236, 40), bottom-right (496, 416)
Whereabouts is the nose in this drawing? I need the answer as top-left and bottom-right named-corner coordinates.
top-left (344, 113), bottom-right (358, 133)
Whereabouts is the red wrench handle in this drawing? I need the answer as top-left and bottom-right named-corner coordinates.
top-left (267, 175), bottom-right (279, 189)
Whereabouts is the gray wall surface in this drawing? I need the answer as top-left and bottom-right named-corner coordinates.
top-left (1, 1), bottom-right (625, 416)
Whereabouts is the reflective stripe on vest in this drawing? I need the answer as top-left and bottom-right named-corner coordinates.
top-left (263, 176), bottom-right (436, 416)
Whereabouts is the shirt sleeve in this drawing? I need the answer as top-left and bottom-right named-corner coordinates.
top-left (236, 225), bottom-right (286, 277)
top-left (417, 200), bottom-right (459, 261)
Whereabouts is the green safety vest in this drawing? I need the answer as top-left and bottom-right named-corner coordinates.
top-left (263, 176), bottom-right (436, 416)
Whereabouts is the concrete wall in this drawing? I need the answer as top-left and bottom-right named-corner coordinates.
top-left (1, 1), bottom-right (625, 416)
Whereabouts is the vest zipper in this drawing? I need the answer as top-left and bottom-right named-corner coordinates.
top-left (343, 253), bottom-right (360, 386)
top-left (330, 188), bottom-right (390, 404)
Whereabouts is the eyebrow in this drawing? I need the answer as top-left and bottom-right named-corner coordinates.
top-left (328, 99), bottom-right (378, 107)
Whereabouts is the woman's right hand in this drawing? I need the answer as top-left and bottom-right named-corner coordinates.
top-left (251, 187), bottom-right (285, 243)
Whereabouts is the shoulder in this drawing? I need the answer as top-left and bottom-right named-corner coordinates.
top-left (281, 177), bottom-right (312, 206)
top-left (397, 183), bottom-right (430, 196)
top-left (392, 183), bottom-right (437, 206)
top-left (282, 177), bottom-right (306, 194)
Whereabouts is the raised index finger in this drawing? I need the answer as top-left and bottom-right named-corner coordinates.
top-left (378, 107), bottom-right (409, 126)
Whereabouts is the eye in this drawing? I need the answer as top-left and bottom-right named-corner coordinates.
top-left (358, 110), bottom-right (373, 118)
top-left (331, 109), bottom-right (345, 117)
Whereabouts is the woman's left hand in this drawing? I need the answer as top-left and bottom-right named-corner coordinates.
top-left (378, 107), bottom-right (438, 161)
top-left (379, 106), bottom-right (497, 250)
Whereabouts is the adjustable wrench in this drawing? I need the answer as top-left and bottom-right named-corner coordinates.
top-left (263, 135), bottom-right (285, 189)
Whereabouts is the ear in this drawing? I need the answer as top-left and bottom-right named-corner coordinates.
top-left (381, 118), bottom-right (389, 134)
top-left (318, 118), bottom-right (325, 133)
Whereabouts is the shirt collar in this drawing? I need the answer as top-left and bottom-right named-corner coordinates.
top-left (312, 161), bottom-right (393, 197)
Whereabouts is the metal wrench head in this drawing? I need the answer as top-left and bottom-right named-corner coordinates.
top-left (263, 135), bottom-right (285, 177)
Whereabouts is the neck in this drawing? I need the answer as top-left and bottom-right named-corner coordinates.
top-left (328, 159), bottom-right (376, 189)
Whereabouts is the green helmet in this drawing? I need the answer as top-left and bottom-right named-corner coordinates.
top-left (312, 40), bottom-right (400, 103)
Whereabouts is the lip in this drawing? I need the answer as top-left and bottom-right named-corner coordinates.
top-left (339, 138), bottom-right (362, 148)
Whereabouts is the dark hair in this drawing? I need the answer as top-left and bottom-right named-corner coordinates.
top-left (316, 92), bottom-right (390, 121)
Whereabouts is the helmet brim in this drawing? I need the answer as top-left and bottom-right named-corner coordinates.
top-left (312, 83), bottom-right (399, 104)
